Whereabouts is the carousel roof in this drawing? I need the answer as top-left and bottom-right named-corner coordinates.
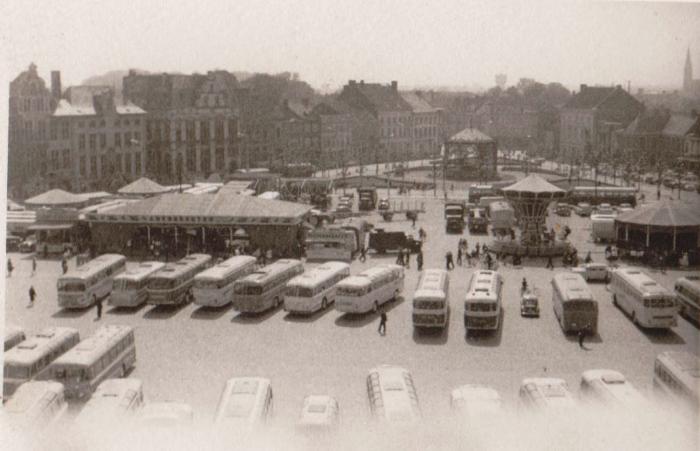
top-left (24, 189), bottom-right (87, 206)
top-left (501, 175), bottom-right (566, 198)
top-left (616, 200), bottom-right (700, 227)
top-left (117, 177), bottom-right (170, 195)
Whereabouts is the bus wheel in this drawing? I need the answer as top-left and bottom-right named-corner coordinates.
top-left (373, 301), bottom-right (379, 313)
top-left (321, 298), bottom-right (328, 310)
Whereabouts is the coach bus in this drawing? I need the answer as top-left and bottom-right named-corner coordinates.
top-left (232, 259), bottom-right (304, 313)
top-left (579, 369), bottom-right (646, 408)
top-left (653, 351), bottom-right (699, 414)
top-left (3, 381), bottom-right (68, 428)
top-left (45, 325), bottom-right (136, 400)
top-left (284, 261), bottom-right (350, 314)
top-left (4, 325), bottom-right (26, 351)
top-left (551, 272), bottom-right (598, 334)
top-left (412, 269), bottom-right (449, 330)
top-left (568, 186), bottom-right (637, 206)
top-left (57, 254), bottom-right (126, 309)
top-left (335, 264), bottom-right (405, 314)
top-left (463, 270), bottom-right (503, 332)
top-left (74, 378), bottom-right (144, 426)
top-left (609, 268), bottom-right (677, 329)
top-left (518, 378), bottom-right (576, 412)
top-left (367, 365), bottom-right (421, 425)
top-left (468, 184), bottom-right (498, 204)
top-left (214, 377), bottom-right (273, 428)
top-left (147, 254), bottom-right (212, 306)
top-left (110, 261), bottom-right (165, 307)
top-left (674, 275), bottom-right (700, 325)
top-left (3, 327), bottom-right (80, 398)
top-left (193, 256), bottom-right (257, 307)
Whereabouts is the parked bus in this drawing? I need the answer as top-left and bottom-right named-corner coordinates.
top-left (57, 254), bottom-right (126, 309)
top-left (4, 325), bottom-right (26, 351)
top-left (193, 256), bottom-right (257, 307)
top-left (358, 187), bottom-right (378, 210)
top-left (305, 228), bottom-right (357, 262)
top-left (232, 259), bottom-right (304, 313)
top-left (45, 325), bottom-right (136, 400)
top-left (3, 327), bottom-right (80, 398)
top-left (3, 381), bottom-right (68, 428)
top-left (653, 351), bottom-right (699, 414)
top-left (147, 254), bottom-right (212, 306)
top-left (335, 264), bottom-right (405, 314)
top-left (450, 385), bottom-right (503, 419)
top-left (464, 270), bottom-right (503, 332)
top-left (284, 261), bottom-right (351, 314)
top-left (609, 268), bottom-right (677, 329)
top-left (551, 272), bottom-right (598, 334)
top-left (580, 369), bottom-right (646, 407)
top-left (674, 275), bottom-right (700, 325)
top-left (74, 378), bottom-right (144, 426)
top-left (518, 378), bottom-right (576, 412)
top-left (367, 365), bottom-right (420, 424)
top-left (468, 184), bottom-right (497, 204)
top-left (110, 261), bottom-right (165, 307)
top-left (569, 186), bottom-right (637, 206)
top-left (214, 377), bottom-right (273, 428)
top-left (412, 269), bottom-right (449, 329)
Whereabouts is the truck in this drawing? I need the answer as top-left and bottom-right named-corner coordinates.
top-left (468, 208), bottom-right (488, 234)
top-left (444, 201), bottom-right (465, 234)
top-left (489, 201), bottom-right (515, 231)
top-left (358, 187), bottom-right (378, 211)
top-left (590, 214), bottom-right (616, 243)
top-left (368, 229), bottom-right (422, 254)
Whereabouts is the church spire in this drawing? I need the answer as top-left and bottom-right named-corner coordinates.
top-left (684, 47), bottom-right (693, 92)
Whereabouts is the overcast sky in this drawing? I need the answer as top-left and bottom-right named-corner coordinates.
top-left (1, 0), bottom-right (700, 92)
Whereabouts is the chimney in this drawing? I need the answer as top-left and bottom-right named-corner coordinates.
top-left (348, 80), bottom-right (356, 86)
top-left (580, 84), bottom-right (587, 92)
top-left (360, 80), bottom-right (365, 86)
top-left (51, 71), bottom-right (62, 100)
top-left (391, 81), bottom-right (398, 91)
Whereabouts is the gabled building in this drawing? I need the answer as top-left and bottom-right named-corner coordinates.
top-left (309, 99), bottom-right (356, 168)
top-left (559, 84), bottom-right (643, 164)
top-left (400, 91), bottom-right (443, 159)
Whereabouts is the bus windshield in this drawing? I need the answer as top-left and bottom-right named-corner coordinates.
top-left (58, 281), bottom-right (86, 292)
top-left (565, 300), bottom-right (596, 311)
top-left (469, 302), bottom-right (496, 312)
top-left (148, 278), bottom-right (175, 290)
top-left (645, 298), bottom-right (675, 308)
top-left (234, 284), bottom-right (262, 295)
top-left (4, 364), bottom-right (30, 379)
top-left (286, 286), bottom-right (313, 297)
top-left (195, 279), bottom-right (223, 290)
top-left (337, 286), bottom-right (367, 297)
top-left (113, 279), bottom-right (140, 291)
top-left (414, 299), bottom-right (444, 309)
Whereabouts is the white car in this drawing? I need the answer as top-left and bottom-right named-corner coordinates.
top-left (297, 395), bottom-right (339, 432)
top-left (572, 263), bottom-right (610, 282)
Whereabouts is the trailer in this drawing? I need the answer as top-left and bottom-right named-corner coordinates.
top-left (368, 229), bottom-right (422, 254)
top-left (591, 214), bottom-right (616, 243)
top-left (357, 187), bottom-right (378, 211)
top-left (489, 201), bottom-right (515, 231)
top-left (444, 201), bottom-right (466, 233)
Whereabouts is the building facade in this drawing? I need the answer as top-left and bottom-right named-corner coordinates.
top-left (400, 91), bottom-right (443, 160)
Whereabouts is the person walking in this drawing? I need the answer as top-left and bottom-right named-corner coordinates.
top-left (546, 255), bottom-right (554, 270)
top-left (28, 285), bottom-right (36, 307)
top-left (31, 256), bottom-right (37, 276)
top-left (95, 294), bottom-right (103, 320)
top-left (61, 257), bottom-right (68, 275)
top-left (7, 258), bottom-right (14, 277)
top-left (359, 246), bottom-right (367, 262)
top-left (446, 251), bottom-right (454, 270)
top-left (578, 329), bottom-right (586, 349)
top-left (411, 214), bottom-right (416, 228)
top-left (584, 251), bottom-right (592, 264)
top-left (417, 251), bottom-right (423, 270)
top-left (378, 310), bottom-right (387, 336)
top-left (404, 249), bottom-right (411, 269)
top-left (486, 253), bottom-right (493, 270)
top-left (475, 243), bottom-right (480, 257)
top-left (457, 247), bottom-right (463, 266)
top-left (396, 248), bottom-right (405, 266)
top-left (521, 277), bottom-right (528, 294)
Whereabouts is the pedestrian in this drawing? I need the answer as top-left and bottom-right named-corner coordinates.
top-left (31, 256), bottom-right (37, 276)
top-left (404, 249), bottom-right (411, 269)
top-left (396, 248), bottom-right (405, 266)
top-left (417, 251), bottom-right (423, 270)
top-left (43, 244), bottom-right (48, 259)
top-left (546, 254), bottom-right (554, 269)
top-left (7, 258), bottom-right (13, 277)
top-left (475, 243), bottom-right (480, 257)
top-left (359, 247), bottom-right (367, 262)
top-left (378, 310), bottom-right (387, 335)
top-left (584, 251), bottom-right (592, 264)
top-left (457, 247), bottom-right (463, 266)
top-left (521, 277), bottom-right (528, 294)
top-left (411, 215), bottom-right (416, 228)
top-left (486, 253), bottom-right (493, 270)
top-left (61, 258), bottom-right (68, 275)
top-left (95, 294), bottom-right (102, 320)
top-left (28, 285), bottom-right (36, 307)
top-left (446, 251), bottom-right (454, 270)
top-left (578, 329), bottom-right (586, 348)
top-left (465, 250), bottom-right (472, 267)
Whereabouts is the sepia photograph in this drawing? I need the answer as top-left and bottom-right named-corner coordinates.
top-left (1, 1), bottom-right (699, 450)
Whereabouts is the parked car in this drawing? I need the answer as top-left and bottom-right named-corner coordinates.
top-left (554, 203), bottom-right (571, 217)
top-left (378, 198), bottom-right (390, 211)
top-left (574, 202), bottom-right (592, 217)
top-left (594, 203), bottom-right (615, 215)
top-left (682, 182), bottom-right (698, 192)
top-left (571, 263), bottom-right (611, 282)
top-left (521, 292), bottom-right (540, 317)
top-left (19, 235), bottom-right (37, 253)
top-left (6, 235), bottom-right (22, 252)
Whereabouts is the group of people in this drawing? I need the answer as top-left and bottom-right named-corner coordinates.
top-left (445, 240), bottom-right (496, 270)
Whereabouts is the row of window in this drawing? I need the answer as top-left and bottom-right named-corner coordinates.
top-left (10, 96), bottom-right (51, 113)
top-left (77, 118), bottom-right (141, 128)
top-left (87, 332), bottom-right (134, 380)
top-left (78, 153), bottom-right (143, 178)
top-left (78, 132), bottom-right (142, 150)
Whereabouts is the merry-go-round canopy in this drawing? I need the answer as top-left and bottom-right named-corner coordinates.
top-left (615, 200), bottom-right (700, 228)
top-left (501, 174), bottom-right (566, 200)
top-left (24, 189), bottom-right (88, 207)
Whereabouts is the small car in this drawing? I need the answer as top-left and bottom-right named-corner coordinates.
top-left (594, 203), bottom-right (615, 215)
top-left (6, 235), bottom-right (22, 252)
top-left (555, 204), bottom-right (571, 217)
top-left (574, 202), bottom-right (592, 217)
top-left (377, 198), bottom-right (390, 211)
top-left (19, 235), bottom-right (37, 253)
top-left (336, 203), bottom-right (352, 213)
top-left (297, 395), bottom-right (339, 433)
top-left (571, 262), bottom-right (611, 282)
top-left (520, 292), bottom-right (540, 317)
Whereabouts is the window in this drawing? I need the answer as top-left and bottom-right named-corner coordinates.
top-left (186, 121), bottom-right (195, 142)
top-left (216, 147), bottom-right (224, 169)
top-left (125, 132), bottom-right (132, 147)
top-left (62, 149), bottom-right (70, 168)
top-left (215, 120), bottom-right (224, 143)
top-left (101, 155), bottom-right (108, 175)
top-left (201, 148), bottom-right (210, 172)
top-left (200, 121), bottom-right (210, 144)
top-left (79, 156), bottom-right (86, 176)
top-left (50, 123), bottom-right (58, 140)
top-left (187, 146), bottom-right (196, 172)
top-left (100, 133), bottom-right (106, 148)
top-left (115, 133), bottom-right (122, 147)
top-left (90, 156), bottom-right (97, 175)
top-left (125, 153), bottom-right (132, 174)
top-left (134, 152), bottom-right (142, 174)
top-left (134, 131), bottom-right (140, 143)
top-left (116, 153), bottom-right (123, 172)
top-left (61, 122), bottom-right (70, 139)
top-left (89, 134), bottom-right (96, 150)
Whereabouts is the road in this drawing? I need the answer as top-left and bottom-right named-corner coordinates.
top-left (3, 192), bottom-right (699, 450)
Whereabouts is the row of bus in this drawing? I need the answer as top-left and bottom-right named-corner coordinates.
top-left (5, 354), bottom-right (698, 432)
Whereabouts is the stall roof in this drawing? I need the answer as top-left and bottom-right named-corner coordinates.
top-left (502, 175), bottom-right (566, 196)
top-left (24, 189), bottom-right (87, 207)
top-left (448, 128), bottom-right (494, 144)
top-left (28, 223), bottom-right (75, 231)
top-left (616, 200), bottom-right (700, 227)
top-left (117, 177), bottom-right (170, 195)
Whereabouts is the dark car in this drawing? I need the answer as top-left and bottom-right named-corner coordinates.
top-left (368, 229), bottom-right (421, 254)
top-left (6, 235), bottom-right (22, 252)
top-left (19, 235), bottom-right (37, 253)
top-left (520, 292), bottom-right (540, 317)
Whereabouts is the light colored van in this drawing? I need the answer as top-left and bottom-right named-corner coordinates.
top-left (74, 378), bottom-right (144, 426)
top-left (214, 377), bottom-right (273, 428)
top-left (367, 365), bottom-right (420, 425)
top-left (3, 381), bottom-right (68, 428)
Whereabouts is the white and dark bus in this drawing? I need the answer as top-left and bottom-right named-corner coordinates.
top-left (463, 270), bottom-right (503, 332)
top-left (609, 268), bottom-right (677, 329)
top-left (284, 261), bottom-right (351, 314)
top-left (674, 275), bottom-right (700, 325)
top-left (110, 261), bottom-right (165, 307)
top-left (367, 365), bottom-right (421, 425)
top-left (147, 254), bottom-right (212, 305)
top-left (193, 256), bottom-right (257, 307)
top-left (412, 269), bottom-right (450, 329)
top-left (552, 272), bottom-right (598, 334)
top-left (57, 254), bottom-right (126, 309)
top-left (653, 351), bottom-right (699, 414)
top-left (232, 259), bottom-right (304, 313)
top-left (335, 265), bottom-right (405, 314)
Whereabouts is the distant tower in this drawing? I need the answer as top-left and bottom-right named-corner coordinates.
top-left (495, 74), bottom-right (507, 89)
top-left (684, 47), bottom-right (693, 93)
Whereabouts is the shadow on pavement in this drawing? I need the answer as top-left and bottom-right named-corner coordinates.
top-left (52, 307), bottom-right (92, 318)
top-left (143, 303), bottom-right (189, 320)
top-left (231, 305), bottom-right (281, 324)
top-left (190, 304), bottom-right (234, 320)
top-left (283, 306), bottom-right (335, 323)
top-left (412, 318), bottom-right (449, 345)
top-left (639, 327), bottom-right (686, 345)
top-left (564, 331), bottom-right (604, 344)
top-left (335, 296), bottom-right (404, 328)
top-left (464, 309), bottom-right (503, 347)
top-left (106, 304), bottom-right (147, 316)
